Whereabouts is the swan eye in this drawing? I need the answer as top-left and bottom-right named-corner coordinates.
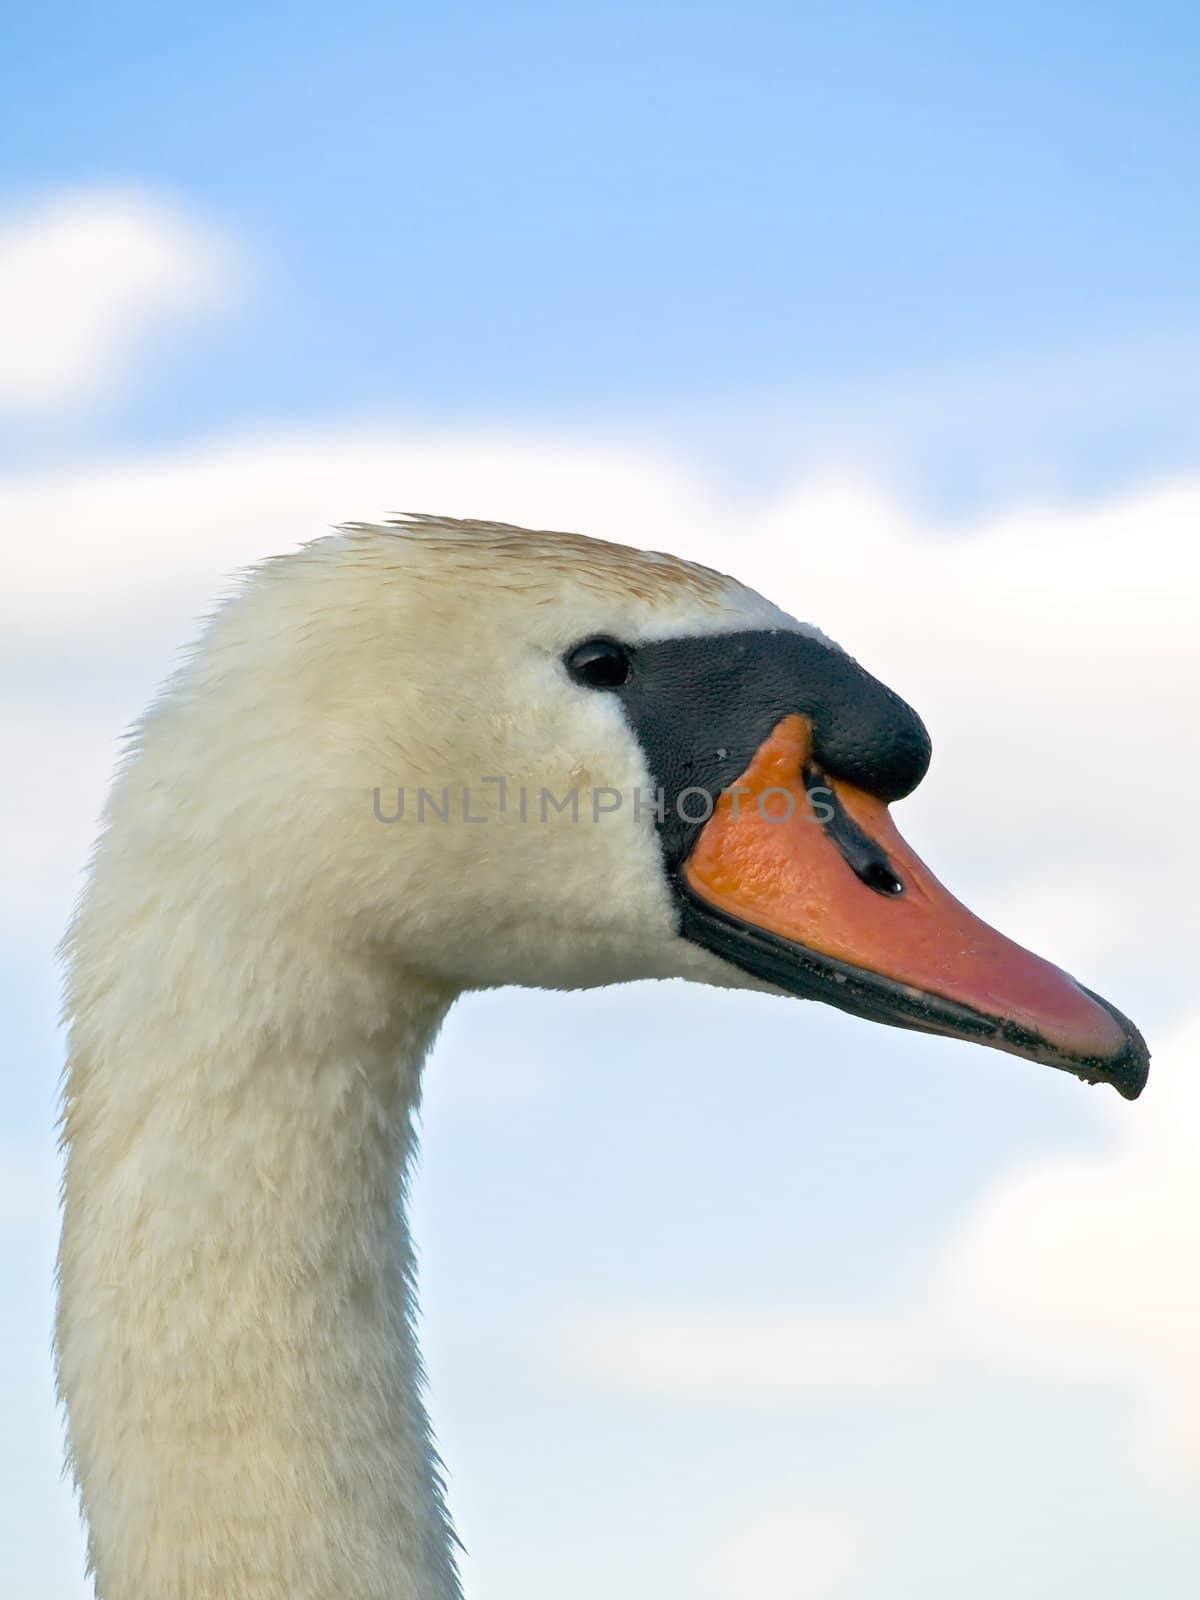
top-left (565, 637), bottom-right (632, 689)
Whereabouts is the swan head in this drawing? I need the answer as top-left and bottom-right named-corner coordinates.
top-left (144, 513), bottom-right (1147, 1098)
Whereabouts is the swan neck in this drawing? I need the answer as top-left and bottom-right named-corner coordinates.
top-left (57, 923), bottom-right (461, 1600)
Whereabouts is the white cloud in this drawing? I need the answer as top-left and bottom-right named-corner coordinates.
top-left (554, 1012), bottom-right (1200, 1489)
top-left (705, 329), bottom-right (1200, 494)
top-left (5, 419), bottom-right (1199, 1586)
top-left (938, 1009), bottom-right (1200, 1487)
top-left (6, 423), bottom-right (1198, 1442)
top-left (701, 1503), bottom-right (867, 1600)
top-left (5, 423), bottom-right (1197, 1001)
top-left (553, 1305), bottom-right (928, 1396)
top-left (0, 187), bottom-right (241, 411)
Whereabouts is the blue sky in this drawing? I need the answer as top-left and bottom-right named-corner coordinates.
top-left (3, 6), bottom-right (1200, 1598)
top-left (6, 2), bottom-right (1200, 499)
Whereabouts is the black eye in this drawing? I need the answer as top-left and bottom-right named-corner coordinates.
top-left (565, 637), bottom-right (632, 690)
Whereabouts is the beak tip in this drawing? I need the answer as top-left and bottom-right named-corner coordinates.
top-left (1074, 989), bottom-right (1150, 1101)
top-left (1106, 1039), bottom-right (1151, 1103)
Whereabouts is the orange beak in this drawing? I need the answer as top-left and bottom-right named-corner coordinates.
top-left (680, 715), bottom-right (1148, 1098)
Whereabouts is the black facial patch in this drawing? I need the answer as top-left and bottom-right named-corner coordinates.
top-left (584, 628), bottom-right (931, 875)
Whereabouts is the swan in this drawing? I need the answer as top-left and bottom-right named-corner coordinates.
top-left (56, 514), bottom-right (1148, 1600)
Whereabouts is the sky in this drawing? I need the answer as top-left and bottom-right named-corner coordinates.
top-left (3, 5), bottom-right (1199, 1597)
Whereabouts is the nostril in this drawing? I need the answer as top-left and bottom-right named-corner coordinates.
top-left (806, 761), bottom-right (906, 898)
top-left (859, 859), bottom-right (905, 897)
